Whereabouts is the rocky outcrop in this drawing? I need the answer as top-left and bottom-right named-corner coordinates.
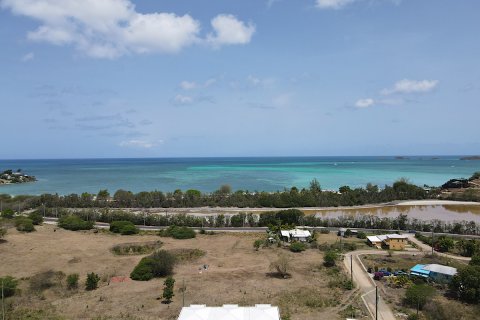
top-left (0, 170), bottom-right (37, 184)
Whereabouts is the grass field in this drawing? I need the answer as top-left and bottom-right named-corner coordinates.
top-left (0, 225), bottom-right (366, 320)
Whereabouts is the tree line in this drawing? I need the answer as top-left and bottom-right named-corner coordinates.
top-left (0, 178), bottom-right (437, 211)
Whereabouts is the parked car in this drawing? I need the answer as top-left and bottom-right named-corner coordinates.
top-left (374, 272), bottom-right (384, 280)
top-left (394, 271), bottom-right (407, 276)
top-left (378, 269), bottom-right (391, 276)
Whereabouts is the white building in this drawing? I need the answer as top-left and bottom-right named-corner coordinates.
top-left (178, 304), bottom-right (281, 320)
top-left (280, 229), bottom-right (312, 242)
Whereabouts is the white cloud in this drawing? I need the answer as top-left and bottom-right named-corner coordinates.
top-left (208, 14), bottom-right (255, 47)
top-left (119, 139), bottom-right (160, 149)
top-left (316, 0), bottom-right (356, 9)
top-left (1, 0), bottom-right (254, 58)
top-left (382, 79), bottom-right (439, 95)
top-left (179, 78), bottom-right (216, 90)
top-left (273, 93), bottom-right (293, 107)
top-left (174, 94), bottom-right (193, 104)
top-left (21, 52), bottom-right (34, 61)
top-left (247, 75), bottom-right (275, 88)
top-left (355, 98), bottom-right (375, 108)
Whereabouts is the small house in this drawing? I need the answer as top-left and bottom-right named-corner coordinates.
top-left (410, 264), bottom-right (457, 283)
top-left (366, 234), bottom-right (408, 250)
top-left (280, 229), bottom-right (311, 242)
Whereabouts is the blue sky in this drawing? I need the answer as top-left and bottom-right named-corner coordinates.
top-left (1, 0), bottom-right (479, 159)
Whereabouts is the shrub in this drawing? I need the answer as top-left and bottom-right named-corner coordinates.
top-left (290, 242), bottom-right (306, 252)
top-left (110, 220), bottom-right (139, 235)
top-left (58, 215), bottom-right (94, 231)
top-left (357, 231), bottom-right (367, 239)
top-left (1, 208), bottom-right (14, 219)
top-left (0, 226), bottom-right (6, 239)
top-left (66, 273), bottom-right (79, 290)
top-left (319, 228), bottom-right (330, 234)
top-left (0, 276), bottom-right (18, 297)
top-left (269, 254), bottom-right (291, 278)
top-left (159, 226), bottom-right (196, 239)
top-left (162, 276), bottom-right (175, 303)
top-left (324, 250), bottom-right (338, 267)
top-left (29, 270), bottom-right (65, 292)
top-left (28, 212), bottom-right (44, 225)
top-left (85, 272), bottom-right (100, 290)
top-left (130, 250), bottom-right (176, 281)
top-left (449, 265), bottom-right (480, 303)
top-left (111, 241), bottom-right (162, 256)
top-left (470, 254), bottom-right (480, 266)
top-left (253, 239), bottom-right (263, 251)
top-left (404, 284), bottom-right (436, 310)
top-left (15, 217), bottom-right (35, 232)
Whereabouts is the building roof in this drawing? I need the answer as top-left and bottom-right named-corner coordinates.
top-left (423, 264), bottom-right (457, 276)
top-left (280, 229), bottom-right (311, 238)
top-left (410, 264), bottom-right (430, 277)
top-left (367, 236), bottom-right (381, 243)
top-left (178, 304), bottom-right (281, 320)
top-left (386, 234), bottom-right (408, 240)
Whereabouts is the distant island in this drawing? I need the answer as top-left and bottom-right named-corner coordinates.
top-left (0, 169), bottom-right (37, 184)
top-left (460, 156), bottom-right (480, 160)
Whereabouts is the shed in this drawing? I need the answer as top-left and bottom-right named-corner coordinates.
top-left (178, 304), bottom-right (281, 320)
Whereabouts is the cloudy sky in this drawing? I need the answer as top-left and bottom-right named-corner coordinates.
top-left (1, 0), bottom-right (479, 159)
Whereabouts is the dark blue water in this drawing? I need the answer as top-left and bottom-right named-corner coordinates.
top-left (0, 156), bottom-right (478, 195)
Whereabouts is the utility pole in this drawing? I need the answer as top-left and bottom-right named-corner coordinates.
top-left (375, 285), bottom-right (378, 320)
top-left (182, 279), bottom-right (186, 307)
top-left (2, 278), bottom-right (5, 320)
top-left (431, 229), bottom-right (434, 256)
top-left (350, 255), bottom-right (353, 284)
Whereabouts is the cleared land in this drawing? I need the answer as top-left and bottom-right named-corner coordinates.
top-left (0, 225), bottom-right (366, 320)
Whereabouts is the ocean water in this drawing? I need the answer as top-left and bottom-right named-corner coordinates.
top-left (0, 156), bottom-right (478, 196)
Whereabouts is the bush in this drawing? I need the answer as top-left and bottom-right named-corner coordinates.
top-left (58, 215), bottom-right (94, 231)
top-left (130, 250), bottom-right (176, 281)
top-left (357, 231), bottom-right (367, 239)
top-left (269, 254), bottom-right (291, 278)
top-left (470, 254), bottom-right (480, 266)
top-left (15, 217), bottom-right (35, 232)
top-left (85, 272), bottom-right (100, 290)
top-left (253, 239), bottom-right (263, 251)
top-left (319, 228), bottom-right (330, 234)
top-left (28, 212), bottom-right (44, 225)
top-left (0, 226), bottom-right (6, 239)
top-left (159, 226), bottom-right (196, 239)
top-left (0, 276), bottom-right (18, 297)
top-left (110, 220), bottom-right (139, 235)
top-left (66, 273), bottom-right (79, 290)
top-left (404, 284), bottom-right (436, 310)
top-left (29, 270), bottom-right (65, 292)
top-left (1, 208), bottom-right (14, 219)
top-left (290, 242), bottom-right (306, 252)
top-left (449, 265), bottom-right (480, 303)
top-left (324, 250), bottom-right (338, 267)
top-left (162, 276), bottom-right (175, 303)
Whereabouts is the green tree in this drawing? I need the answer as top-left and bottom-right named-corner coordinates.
top-left (0, 276), bottom-right (18, 297)
top-left (404, 284), bottom-right (436, 311)
top-left (162, 276), bottom-right (175, 303)
top-left (470, 254), bottom-right (480, 266)
top-left (28, 211), bottom-right (44, 225)
top-left (85, 272), bottom-right (100, 291)
top-left (66, 273), bottom-right (79, 290)
top-left (309, 179), bottom-right (322, 194)
top-left (437, 237), bottom-right (455, 252)
top-left (323, 250), bottom-right (338, 267)
top-left (449, 265), bottom-right (480, 303)
top-left (1, 208), bottom-right (14, 219)
top-left (130, 250), bottom-right (176, 281)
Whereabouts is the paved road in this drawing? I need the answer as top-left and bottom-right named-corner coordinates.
top-left (343, 250), bottom-right (396, 320)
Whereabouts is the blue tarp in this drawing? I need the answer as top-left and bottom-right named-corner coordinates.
top-left (410, 264), bottom-right (430, 278)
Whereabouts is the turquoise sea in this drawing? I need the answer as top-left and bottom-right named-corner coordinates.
top-left (0, 156), bottom-right (479, 196)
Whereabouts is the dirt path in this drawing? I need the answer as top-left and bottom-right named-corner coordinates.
top-left (343, 250), bottom-right (396, 320)
top-left (406, 234), bottom-right (472, 262)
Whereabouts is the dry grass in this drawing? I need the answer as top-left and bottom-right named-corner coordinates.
top-left (1, 224), bottom-right (358, 320)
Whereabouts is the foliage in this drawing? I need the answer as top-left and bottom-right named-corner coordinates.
top-left (356, 231), bottom-right (367, 239)
top-left (437, 236), bottom-right (455, 252)
top-left (29, 270), bottom-right (65, 292)
top-left (85, 272), bottom-right (100, 290)
top-left (15, 216), bottom-right (35, 232)
top-left (323, 250), bottom-right (338, 267)
top-left (253, 239), bottom-right (263, 251)
top-left (269, 254), bottom-right (291, 278)
top-left (109, 220), bottom-right (139, 235)
top-left (0, 276), bottom-right (18, 297)
top-left (130, 250), bottom-right (176, 281)
top-left (162, 276), bottom-right (175, 303)
top-left (159, 225), bottom-right (196, 239)
top-left (111, 241), bottom-right (162, 255)
top-left (169, 248), bottom-right (205, 262)
top-left (319, 228), bottom-right (330, 234)
top-left (28, 211), bottom-right (44, 225)
top-left (470, 254), bottom-right (480, 266)
top-left (290, 241), bottom-right (306, 252)
top-left (66, 273), bottom-right (79, 290)
top-left (0, 226), bottom-right (6, 239)
top-left (404, 284), bottom-right (436, 310)
top-left (1, 208), bottom-right (15, 219)
top-left (58, 215), bottom-right (94, 231)
top-left (449, 265), bottom-right (480, 303)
